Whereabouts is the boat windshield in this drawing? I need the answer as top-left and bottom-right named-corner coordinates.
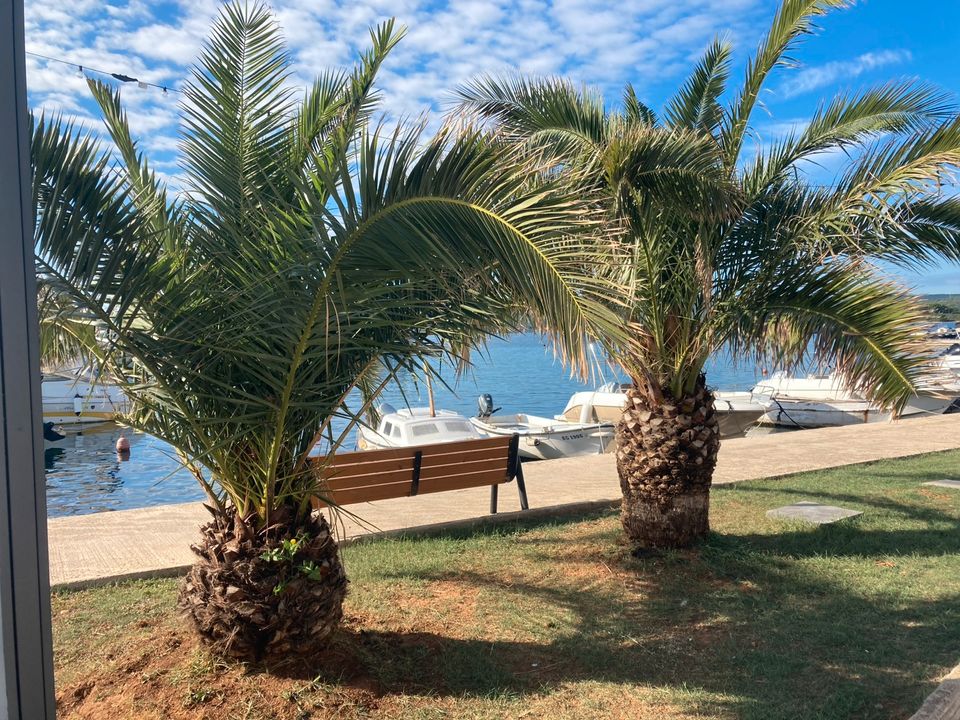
top-left (410, 423), bottom-right (440, 437)
top-left (409, 420), bottom-right (474, 437)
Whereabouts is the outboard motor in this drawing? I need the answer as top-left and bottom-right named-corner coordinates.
top-left (476, 393), bottom-right (500, 419)
top-left (42, 422), bottom-right (65, 443)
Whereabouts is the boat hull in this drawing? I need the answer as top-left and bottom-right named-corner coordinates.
top-left (758, 393), bottom-right (955, 428)
top-left (471, 415), bottom-right (615, 460)
top-left (42, 375), bottom-right (129, 426)
top-left (713, 391), bottom-right (764, 436)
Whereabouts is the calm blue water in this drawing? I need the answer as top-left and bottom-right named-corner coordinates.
top-left (44, 334), bottom-right (767, 517)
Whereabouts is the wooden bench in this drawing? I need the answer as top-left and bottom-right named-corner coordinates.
top-left (311, 434), bottom-right (528, 514)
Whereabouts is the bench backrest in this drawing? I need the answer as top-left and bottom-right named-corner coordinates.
top-left (311, 434), bottom-right (519, 508)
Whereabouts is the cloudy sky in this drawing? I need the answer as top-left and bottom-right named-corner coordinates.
top-left (24, 0), bottom-right (960, 293)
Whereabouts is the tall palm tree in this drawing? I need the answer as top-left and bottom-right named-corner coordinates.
top-left (33, 2), bottom-right (623, 661)
top-left (456, 0), bottom-right (960, 549)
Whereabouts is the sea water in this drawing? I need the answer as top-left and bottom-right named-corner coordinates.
top-left (44, 334), bottom-right (768, 517)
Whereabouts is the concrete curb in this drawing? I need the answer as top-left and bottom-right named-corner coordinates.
top-left (50, 498), bottom-right (621, 592)
top-left (909, 664), bottom-right (960, 720)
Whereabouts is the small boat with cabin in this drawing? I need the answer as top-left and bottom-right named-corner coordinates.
top-left (556, 383), bottom-right (765, 438)
top-left (356, 404), bottom-right (483, 450)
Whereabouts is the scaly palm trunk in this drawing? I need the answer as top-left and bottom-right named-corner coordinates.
top-left (616, 377), bottom-right (720, 548)
top-left (180, 505), bottom-right (348, 662)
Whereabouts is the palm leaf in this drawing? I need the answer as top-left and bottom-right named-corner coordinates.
top-left (664, 37), bottom-right (732, 133)
top-left (721, 0), bottom-right (851, 169)
top-left (33, 2), bottom-right (632, 528)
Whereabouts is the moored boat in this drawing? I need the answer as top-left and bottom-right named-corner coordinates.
top-left (937, 343), bottom-right (960, 376)
top-left (470, 393), bottom-right (616, 460)
top-left (356, 405), bottom-right (483, 450)
top-left (42, 370), bottom-right (130, 426)
top-left (752, 372), bottom-right (959, 428)
top-left (556, 383), bottom-right (763, 439)
top-left (713, 390), bottom-right (766, 436)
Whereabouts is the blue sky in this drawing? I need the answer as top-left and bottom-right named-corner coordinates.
top-left (24, 0), bottom-right (960, 293)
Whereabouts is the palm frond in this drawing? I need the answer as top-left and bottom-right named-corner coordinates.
top-left (36, 281), bottom-right (100, 371)
top-left (288, 19), bottom-right (405, 178)
top-left (726, 261), bottom-right (935, 410)
top-left (455, 74), bottom-right (608, 165)
top-left (622, 84), bottom-right (657, 126)
top-left (86, 80), bottom-right (182, 254)
top-left (604, 124), bottom-right (734, 223)
top-left (317, 123), bottom-right (625, 377)
top-left (664, 36), bottom-right (732, 133)
top-left (180, 2), bottom-right (293, 223)
top-left (31, 114), bottom-right (163, 326)
top-left (721, 0), bottom-right (851, 169)
top-left (744, 80), bottom-right (952, 196)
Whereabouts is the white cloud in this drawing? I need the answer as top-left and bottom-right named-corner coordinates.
top-left (24, 0), bottom-right (773, 179)
top-left (779, 49), bottom-right (912, 99)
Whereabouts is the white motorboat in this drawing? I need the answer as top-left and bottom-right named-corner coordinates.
top-left (356, 405), bottom-right (483, 450)
top-left (937, 343), bottom-right (960, 376)
top-left (556, 387), bottom-right (626, 424)
top-left (555, 383), bottom-right (764, 439)
top-left (42, 370), bottom-right (130, 426)
top-left (713, 390), bottom-right (766, 436)
top-left (752, 372), bottom-right (958, 428)
top-left (928, 323), bottom-right (958, 339)
top-left (470, 393), bottom-right (616, 461)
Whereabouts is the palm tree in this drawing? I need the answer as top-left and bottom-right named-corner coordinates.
top-left (456, 0), bottom-right (960, 549)
top-left (33, 2), bottom-right (623, 661)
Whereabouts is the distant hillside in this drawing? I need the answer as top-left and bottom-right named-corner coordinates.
top-left (924, 294), bottom-right (960, 321)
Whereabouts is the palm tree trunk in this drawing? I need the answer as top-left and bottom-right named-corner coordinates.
top-left (180, 505), bottom-right (348, 662)
top-left (616, 377), bottom-right (720, 548)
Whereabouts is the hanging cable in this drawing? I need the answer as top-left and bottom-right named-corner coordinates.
top-left (25, 50), bottom-right (178, 94)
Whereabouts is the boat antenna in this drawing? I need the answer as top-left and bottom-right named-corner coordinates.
top-left (424, 361), bottom-right (436, 417)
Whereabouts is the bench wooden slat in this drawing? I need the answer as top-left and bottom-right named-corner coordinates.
top-left (319, 446), bottom-right (509, 482)
top-left (321, 456), bottom-right (509, 491)
top-left (313, 467), bottom-right (512, 507)
top-left (321, 456), bottom-right (415, 479)
top-left (318, 435), bottom-right (511, 468)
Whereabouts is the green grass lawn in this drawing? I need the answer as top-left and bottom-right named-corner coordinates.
top-left (53, 450), bottom-right (960, 719)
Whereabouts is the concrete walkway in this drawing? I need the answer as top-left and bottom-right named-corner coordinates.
top-left (47, 414), bottom-right (960, 589)
top-left (910, 663), bottom-right (960, 720)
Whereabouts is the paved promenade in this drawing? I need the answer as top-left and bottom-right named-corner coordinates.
top-left (47, 414), bottom-right (960, 589)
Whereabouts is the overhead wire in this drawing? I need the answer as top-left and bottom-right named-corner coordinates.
top-left (25, 50), bottom-right (179, 94)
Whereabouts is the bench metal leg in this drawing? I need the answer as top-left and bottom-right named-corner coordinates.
top-left (490, 484), bottom-right (498, 514)
top-left (515, 462), bottom-right (529, 511)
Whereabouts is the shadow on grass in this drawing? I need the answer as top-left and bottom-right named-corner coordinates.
top-left (268, 507), bottom-right (960, 720)
top-left (716, 483), bottom-right (960, 533)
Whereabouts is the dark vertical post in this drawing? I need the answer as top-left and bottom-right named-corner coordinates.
top-left (514, 463), bottom-right (529, 511)
top-left (0, 0), bottom-right (57, 716)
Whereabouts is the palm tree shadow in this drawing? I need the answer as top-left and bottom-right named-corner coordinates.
top-left (715, 481), bottom-right (960, 536)
top-left (271, 518), bottom-right (960, 719)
